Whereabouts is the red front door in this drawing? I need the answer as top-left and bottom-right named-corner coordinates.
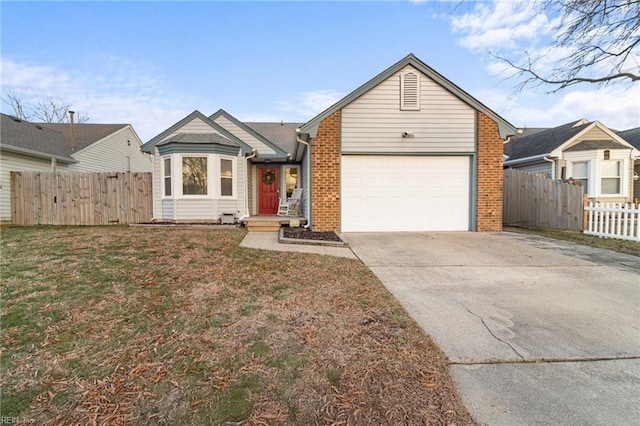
top-left (258, 167), bottom-right (279, 215)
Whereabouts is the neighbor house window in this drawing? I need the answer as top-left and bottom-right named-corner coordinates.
top-left (400, 72), bottom-right (420, 111)
top-left (285, 166), bottom-right (299, 197)
top-left (220, 158), bottom-right (233, 197)
top-left (601, 160), bottom-right (621, 195)
top-left (572, 161), bottom-right (589, 194)
top-left (182, 156), bottom-right (208, 195)
top-left (163, 157), bottom-right (172, 196)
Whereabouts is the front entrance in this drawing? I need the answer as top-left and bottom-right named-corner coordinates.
top-left (258, 167), bottom-right (279, 215)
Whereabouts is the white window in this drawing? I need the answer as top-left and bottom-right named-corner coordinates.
top-left (601, 160), bottom-right (621, 195)
top-left (572, 161), bottom-right (589, 194)
top-left (163, 157), bottom-right (172, 197)
top-left (182, 156), bottom-right (208, 195)
top-left (400, 72), bottom-right (420, 111)
top-left (284, 166), bottom-right (299, 197)
top-left (220, 158), bottom-right (234, 197)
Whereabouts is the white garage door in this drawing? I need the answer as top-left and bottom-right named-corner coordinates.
top-left (341, 155), bottom-right (470, 232)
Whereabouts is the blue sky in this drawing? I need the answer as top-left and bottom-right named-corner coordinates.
top-left (2, 1), bottom-right (639, 141)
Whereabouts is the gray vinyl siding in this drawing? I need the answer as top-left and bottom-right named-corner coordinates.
top-left (247, 162), bottom-right (254, 215)
top-left (342, 65), bottom-right (475, 153)
top-left (162, 199), bottom-right (175, 220)
top-left (67, 127), bottom-right (151, 173)
top-left (158, 117), bottom-right (224, 143)
top-left (152, 148), bottom-right (162, 219)
top-left (213, 115), bottom-right (276, 156)
top-left (0, 151), bottom-right (57, 222)
top-left (517, 162), bottom-right (554, 177)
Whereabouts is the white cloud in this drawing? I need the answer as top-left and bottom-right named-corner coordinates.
top-left (450, 1), bottom-right (558, 52)
top-left (1, 56), bottom-right (190, 141)
top-left (276, 89), bottom-right (343, 121)
top-left (474, 85), bottom-right (640, 130)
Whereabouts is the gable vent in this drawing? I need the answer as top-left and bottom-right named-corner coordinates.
top-left (401, 72), bottom-right (420, 111)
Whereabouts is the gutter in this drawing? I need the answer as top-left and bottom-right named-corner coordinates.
top-left (295, 129), bottom-right (312, 229)
top-left (504, 153), bottom-right (552, 167)
top-left (543, 156), bottom-right (556, 180)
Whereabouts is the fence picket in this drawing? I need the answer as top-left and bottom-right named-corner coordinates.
top-left (10, 171), bottom-right (152, 225)
top-left (584, 202), bottom-right (640, 242)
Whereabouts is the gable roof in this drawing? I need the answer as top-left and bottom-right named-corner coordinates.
top-left (0, 113), bottom-right (76, 162)
top-left (299, 53), bottom-right (516, 139)
top-left (504, 120), bottom-right (590, 161)
top-left (244, 122), bottom-right (304, 156)
top-left (209, 109), bottom-right (289, 158)
top-left (504, 119), bottom-right (635, 164)
top-left (140, 110), bottom-right (253, 154)
top-left (617, 127), bottom-right (640, 150)
top-left (40, 122), bottom-right (129, 153)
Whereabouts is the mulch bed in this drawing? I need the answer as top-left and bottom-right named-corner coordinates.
top-left (282, 226), bottom-right (343, 242)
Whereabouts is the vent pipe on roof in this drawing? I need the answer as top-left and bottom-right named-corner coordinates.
top-left (69, 110), bottom-right (76, 152)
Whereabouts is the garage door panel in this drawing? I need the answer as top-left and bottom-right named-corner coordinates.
top-left (341, 155), bottom-right (470, 232)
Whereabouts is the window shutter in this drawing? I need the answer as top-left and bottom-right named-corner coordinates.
top-left (401, 72), bottom-right (420, 111)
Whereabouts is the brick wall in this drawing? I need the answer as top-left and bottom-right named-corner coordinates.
top-left (310, 110), bottom-right (341, 231)
top-left (476, 111), bottom-right (504, 232)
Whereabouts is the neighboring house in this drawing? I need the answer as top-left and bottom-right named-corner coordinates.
top-left (504, 119), bottom-right (639, 203)
top-left (0, 113), bottom-right (151, 222)
top-left (616, 127), bottom-right (640, 202)
top-left (142, 53), bottom-right (516, 232)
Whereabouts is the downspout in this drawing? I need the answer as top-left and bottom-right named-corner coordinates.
top-left (239, 149), bottom-right (257, 220)
top-left (544, 156), bottom-right (555, 180)
top-left (295, 129), bottom-right (312, 229)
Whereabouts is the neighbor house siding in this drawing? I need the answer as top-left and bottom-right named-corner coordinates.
top-left (476, 112), bottom-right (504, 232)
top-left (213, 116), bottom-right (276, 156)
top-left (517, 162), bottom-right (554, 178)
top-left (342, 65), bottom-right (475, 153)
top-left (0, 151), bottom-right (58, 222)
top-left (67, 127), bottom-right (151, 173)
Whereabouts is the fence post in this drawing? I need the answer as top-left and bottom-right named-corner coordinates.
top-left (582, 193), bottom-right (588, 231)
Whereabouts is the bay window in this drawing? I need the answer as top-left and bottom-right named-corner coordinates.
top-left (572, 161), bottom-right (589, 194)
top-left (163, 157), bottom-right (172, 196)
top-left (182, 156), bottom-right (208, 195)
top-left (220, 158), bottom-right (234, 197)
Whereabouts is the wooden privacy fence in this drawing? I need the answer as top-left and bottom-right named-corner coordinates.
top-left (11, 171), bottom-right (152, 225)
top-left (503, 168), bottom-right (585, 230)
top-left (584, 202), bottom-right (640, 242)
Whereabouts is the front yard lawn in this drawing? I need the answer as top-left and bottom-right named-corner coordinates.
top-left (1, 226), bottom-right (475, 425)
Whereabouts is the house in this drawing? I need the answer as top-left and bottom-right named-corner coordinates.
top-left (0, 113), bottom-right (151, 222)
top-left (142, 53), bottom-right (516, 232)
top-left (616, 127), bottom-right (640, 202)
top-left (503, 119), bottom-right (639, 203)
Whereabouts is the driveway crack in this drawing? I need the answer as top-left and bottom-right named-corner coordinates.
top-left (458, 302), bottom-right (525, 360)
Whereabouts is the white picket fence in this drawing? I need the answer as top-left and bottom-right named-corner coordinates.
top-left (584, 202), bottom-right (640, 242)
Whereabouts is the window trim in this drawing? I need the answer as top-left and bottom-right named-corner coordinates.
top-left (219, 155), bottom-right (237, 199)
top-left (162, 156), bottom-right (172, 198)
top-left (600, 159), bottom-right (622, 196)
top-left (181, 155), bottom-right (209, 197)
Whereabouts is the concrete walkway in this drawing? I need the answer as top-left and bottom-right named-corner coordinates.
top-left (343, 232), bottom-right (640, 426)
top-left (239, 231), bottom-right (357, 259)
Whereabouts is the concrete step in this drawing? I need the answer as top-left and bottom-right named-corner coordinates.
top-left (246, 222), bottom-right (281, 232)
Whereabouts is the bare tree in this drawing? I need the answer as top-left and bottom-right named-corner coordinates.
top-left (497, 0), bottom-right (639, 92)
top-left (2, 88), bottom-right (89, 123)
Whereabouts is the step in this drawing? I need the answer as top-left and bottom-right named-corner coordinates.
top-left (246, 224), bottom-right (281, 232)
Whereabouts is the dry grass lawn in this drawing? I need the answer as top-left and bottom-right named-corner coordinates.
top-left (1, 226), bottom-right (475, 425)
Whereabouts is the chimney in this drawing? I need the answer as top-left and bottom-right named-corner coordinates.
top-left (69, 110), bottom-right (76, 152)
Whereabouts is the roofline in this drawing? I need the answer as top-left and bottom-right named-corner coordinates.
top-left (504, 153), bottom-right (552, 166)
top-left (549, 121), bottom-right (636, 157)
top-left (0, 143), bottom-right (77, 163)
top-left (299, 53), bottom-right (517, 139)
top-left (209, 109), bottom-right (289, 157)
top-left (72, 124), bottom-right (139, 156)
top-left (140, 110), bottom-right (253, 154)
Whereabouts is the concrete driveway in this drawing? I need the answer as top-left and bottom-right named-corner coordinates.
top-left (343, 232), bottom-right (640, 426)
